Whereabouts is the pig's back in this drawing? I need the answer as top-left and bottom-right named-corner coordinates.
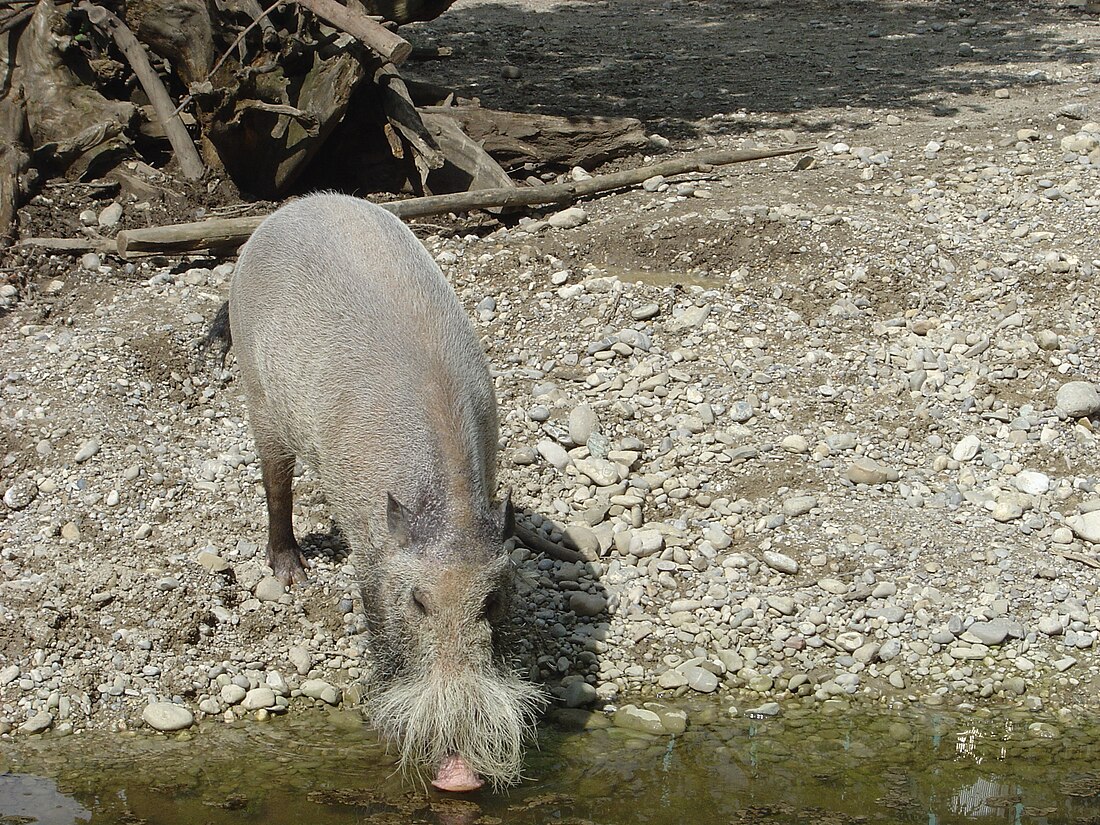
top-left (229, 194), bottom-right (498, 526)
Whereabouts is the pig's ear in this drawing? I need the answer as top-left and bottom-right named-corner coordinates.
top-left (499, 489), bottom-right (515, 538)
top-left (386, 492), bottom-right (413, 546)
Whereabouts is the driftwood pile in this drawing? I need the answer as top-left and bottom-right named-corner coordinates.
top-left (0, 0), bottom-right (668, 244)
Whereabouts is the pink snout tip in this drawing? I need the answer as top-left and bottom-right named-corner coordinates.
top-left (431, 754), bottom-right (484, 792)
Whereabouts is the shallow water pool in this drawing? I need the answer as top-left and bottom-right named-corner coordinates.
top-left (2, 701), bottom-right (1098, 824)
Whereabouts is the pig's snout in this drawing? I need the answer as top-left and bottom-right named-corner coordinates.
top-left (432, 754), bottom-right (484, 792)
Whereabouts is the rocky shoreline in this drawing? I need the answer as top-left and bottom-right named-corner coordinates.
top-left (4, 0), bottom-right (1100, 743)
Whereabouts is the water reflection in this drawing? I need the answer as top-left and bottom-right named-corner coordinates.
top-left (0, 773), bottom-right (91, 825)
top-left (1, 704), bottom-right (1099, 824)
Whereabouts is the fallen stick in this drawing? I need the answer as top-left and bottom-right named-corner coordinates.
top-left (514, 524), bottom-right (584, 564)
top-left (114, 144), bottom-right (814, 257)
top-left (77, 2), bottom-right (205, 180)
top-left (18, 237), bottom-right (116, 253)
top-left (1054, 549), bottom-right (1100, 569)
top-left (294, 0), bottom-right (411, 64)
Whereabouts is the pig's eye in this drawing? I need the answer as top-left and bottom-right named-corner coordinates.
top-left (480, 592), bottom-right (500, 620)
top-left (411, 588), bottom-right (430, 616)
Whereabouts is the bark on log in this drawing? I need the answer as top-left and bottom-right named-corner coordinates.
top-left (422, 106), bottom-right (650, 171)
top-left (78, 2), bottom-right (206, 180)
top-left (0, 86), bottom-right (30, 243)
top-left (122, 0), bottom-right (215, 87)
top-left (0, 6), bottom-right (34, 35)
top-left (294, 0), bottom-right (411, 64)
top-left (375, 61), bottom-right (443, 184)
top-left (15, 0), bottom-right (134, 175)
top-left (114, 144), bottom-right (815, 257)
top-left (421, 111), bottom-right (514, 196)
top-left (199, 44), bottom-right (365, 197)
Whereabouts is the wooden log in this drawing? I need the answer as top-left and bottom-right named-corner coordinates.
top-left (0, 87), bottom-right (30, 243)
top-left (422, 105), bottom-right (650, 171)
top-left (514, 524), bottom-right (583, 564)
top-left (17, 236), bottom-right (116, 253)
top-left (375, 61), bottom-right (444, 183)
top-left (77, 2), bottom-right (206, 180)
top-left (0, 6), bottom-right (33, 35)
top-left (121, 0), bottom-right (215, 87)
top-left (114, 144), bottom-right (815, 257)
top-left (382, 144), bottom-right (815, 219)
top-left (420, 111), bottom-right (514, 196)
top-left (294, 0), bottom-right (411, 64)
top-left (16, 0), bottom-right (134, 173)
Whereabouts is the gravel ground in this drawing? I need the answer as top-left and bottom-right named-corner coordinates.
top-left (2, 0), bottom-right (1100, 739)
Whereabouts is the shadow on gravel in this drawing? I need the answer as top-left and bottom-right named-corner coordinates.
top-left (409, 0), bottom-right (1096, 136)
top-left (512, 509), bottom-right (609, 715)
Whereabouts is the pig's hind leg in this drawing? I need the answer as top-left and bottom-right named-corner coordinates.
top-left (256, 434), bottom-right (309, 586)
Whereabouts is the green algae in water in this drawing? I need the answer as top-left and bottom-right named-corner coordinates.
top-left (3, 706), bottom-right (1100, 825)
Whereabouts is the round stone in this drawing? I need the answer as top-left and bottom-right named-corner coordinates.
top-left (255, 576), bottom-right (286, 602)
top-left (220, 684), bottom-right (246, 705)
top-left (3, 479), bottom-right (37, 510)
top-left (569, 592), bottom-right (607, 617)
top-left (1067, 511), bottom-right (1100, 544)
top-left (951, 434), bottom-right (981, 462)
top-left (762, 551), bottom-right (798, 575)
top-left (568, 405), bottom-right (600, 446)
top-left (242, 687), bottom-right (276, 710)
top-left (1014, 471), bottom-right (1050, 496)
top-left (142, 703), bottom-right (194, 732)
top-left (1056, 381), bottom-right (1100, 418)
top-left (20, 710), bottom-right (53, 734)
top-left (563, 680), bottom-right (597, 708)
top-left (681, 665), bottom-right (719, 693)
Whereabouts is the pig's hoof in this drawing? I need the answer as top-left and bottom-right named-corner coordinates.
top-left (268, 545), bottom-right (309, 587)
top-left (432, 755), bottom-right (484, 793)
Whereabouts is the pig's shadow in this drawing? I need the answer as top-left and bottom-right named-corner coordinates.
top-left (511, 509), bottom-right (612, 717)
top-left (299, 523), bottom-right (354, 564)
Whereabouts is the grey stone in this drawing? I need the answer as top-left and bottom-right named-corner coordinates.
top-left (20, 711), bottom-right (54, 734)
top-left (569, 592), bottom-right (607, 617)
top-left (762, 551), bottom-right (798, 575)
top-left (1038, 617), bottom-right (1064, 636)
top-left (952, 434), bottom-right (981, 462)
top-left (846, 458), bottom-right (896, 485)
top-left (74, 439), bottom-right (100, 463)
top-left (643, 703), bottom-right (688, 735)
top-left (142, 703), bottom-right (194, 731)
top-left (613, 704), bottom-right (665, 734)
top-left (962, 621), bottom-right (1010, 646)
top-left (547, 207), bottom-right (588, 229)
top-left (781, 495), bottom-right (817, 517)
top-left (1067, 511), bottom-right (1100, 543)
top-left (537, 440), bottom-right (570, 470)
top-left (98, 202), bottom-right (123, 227)
top-left (1014, 471), bottom-right (1050, 496)
top-left (745, 702), bottom-right (781, 717)
top-left (563, 680), bottom-right (597, 708)
top-left (878, 639), bottom-right (901, 662)
top-left (3, 480), bottom-right (37, 510)
top-left (220, 684), bottom-right (246, 705)
top-left (288, 646), bottom-right (311, 676)
top-left (255, 576), bottom-right (286, 602)
top-left (574, 458), bottom-right (621, 486)
top-left (680, 665), bottom-right (719, 693)
top-left (836, 632), bottom-right (864, 652)
top-left (242, 687), bottom-right (276, 710)
top-left (301, 679), bottom-right (340, 705)
top-left (1057, 381), bottom-right (1100, 418)
top-left (568, 405), bottom-right (600, 445)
